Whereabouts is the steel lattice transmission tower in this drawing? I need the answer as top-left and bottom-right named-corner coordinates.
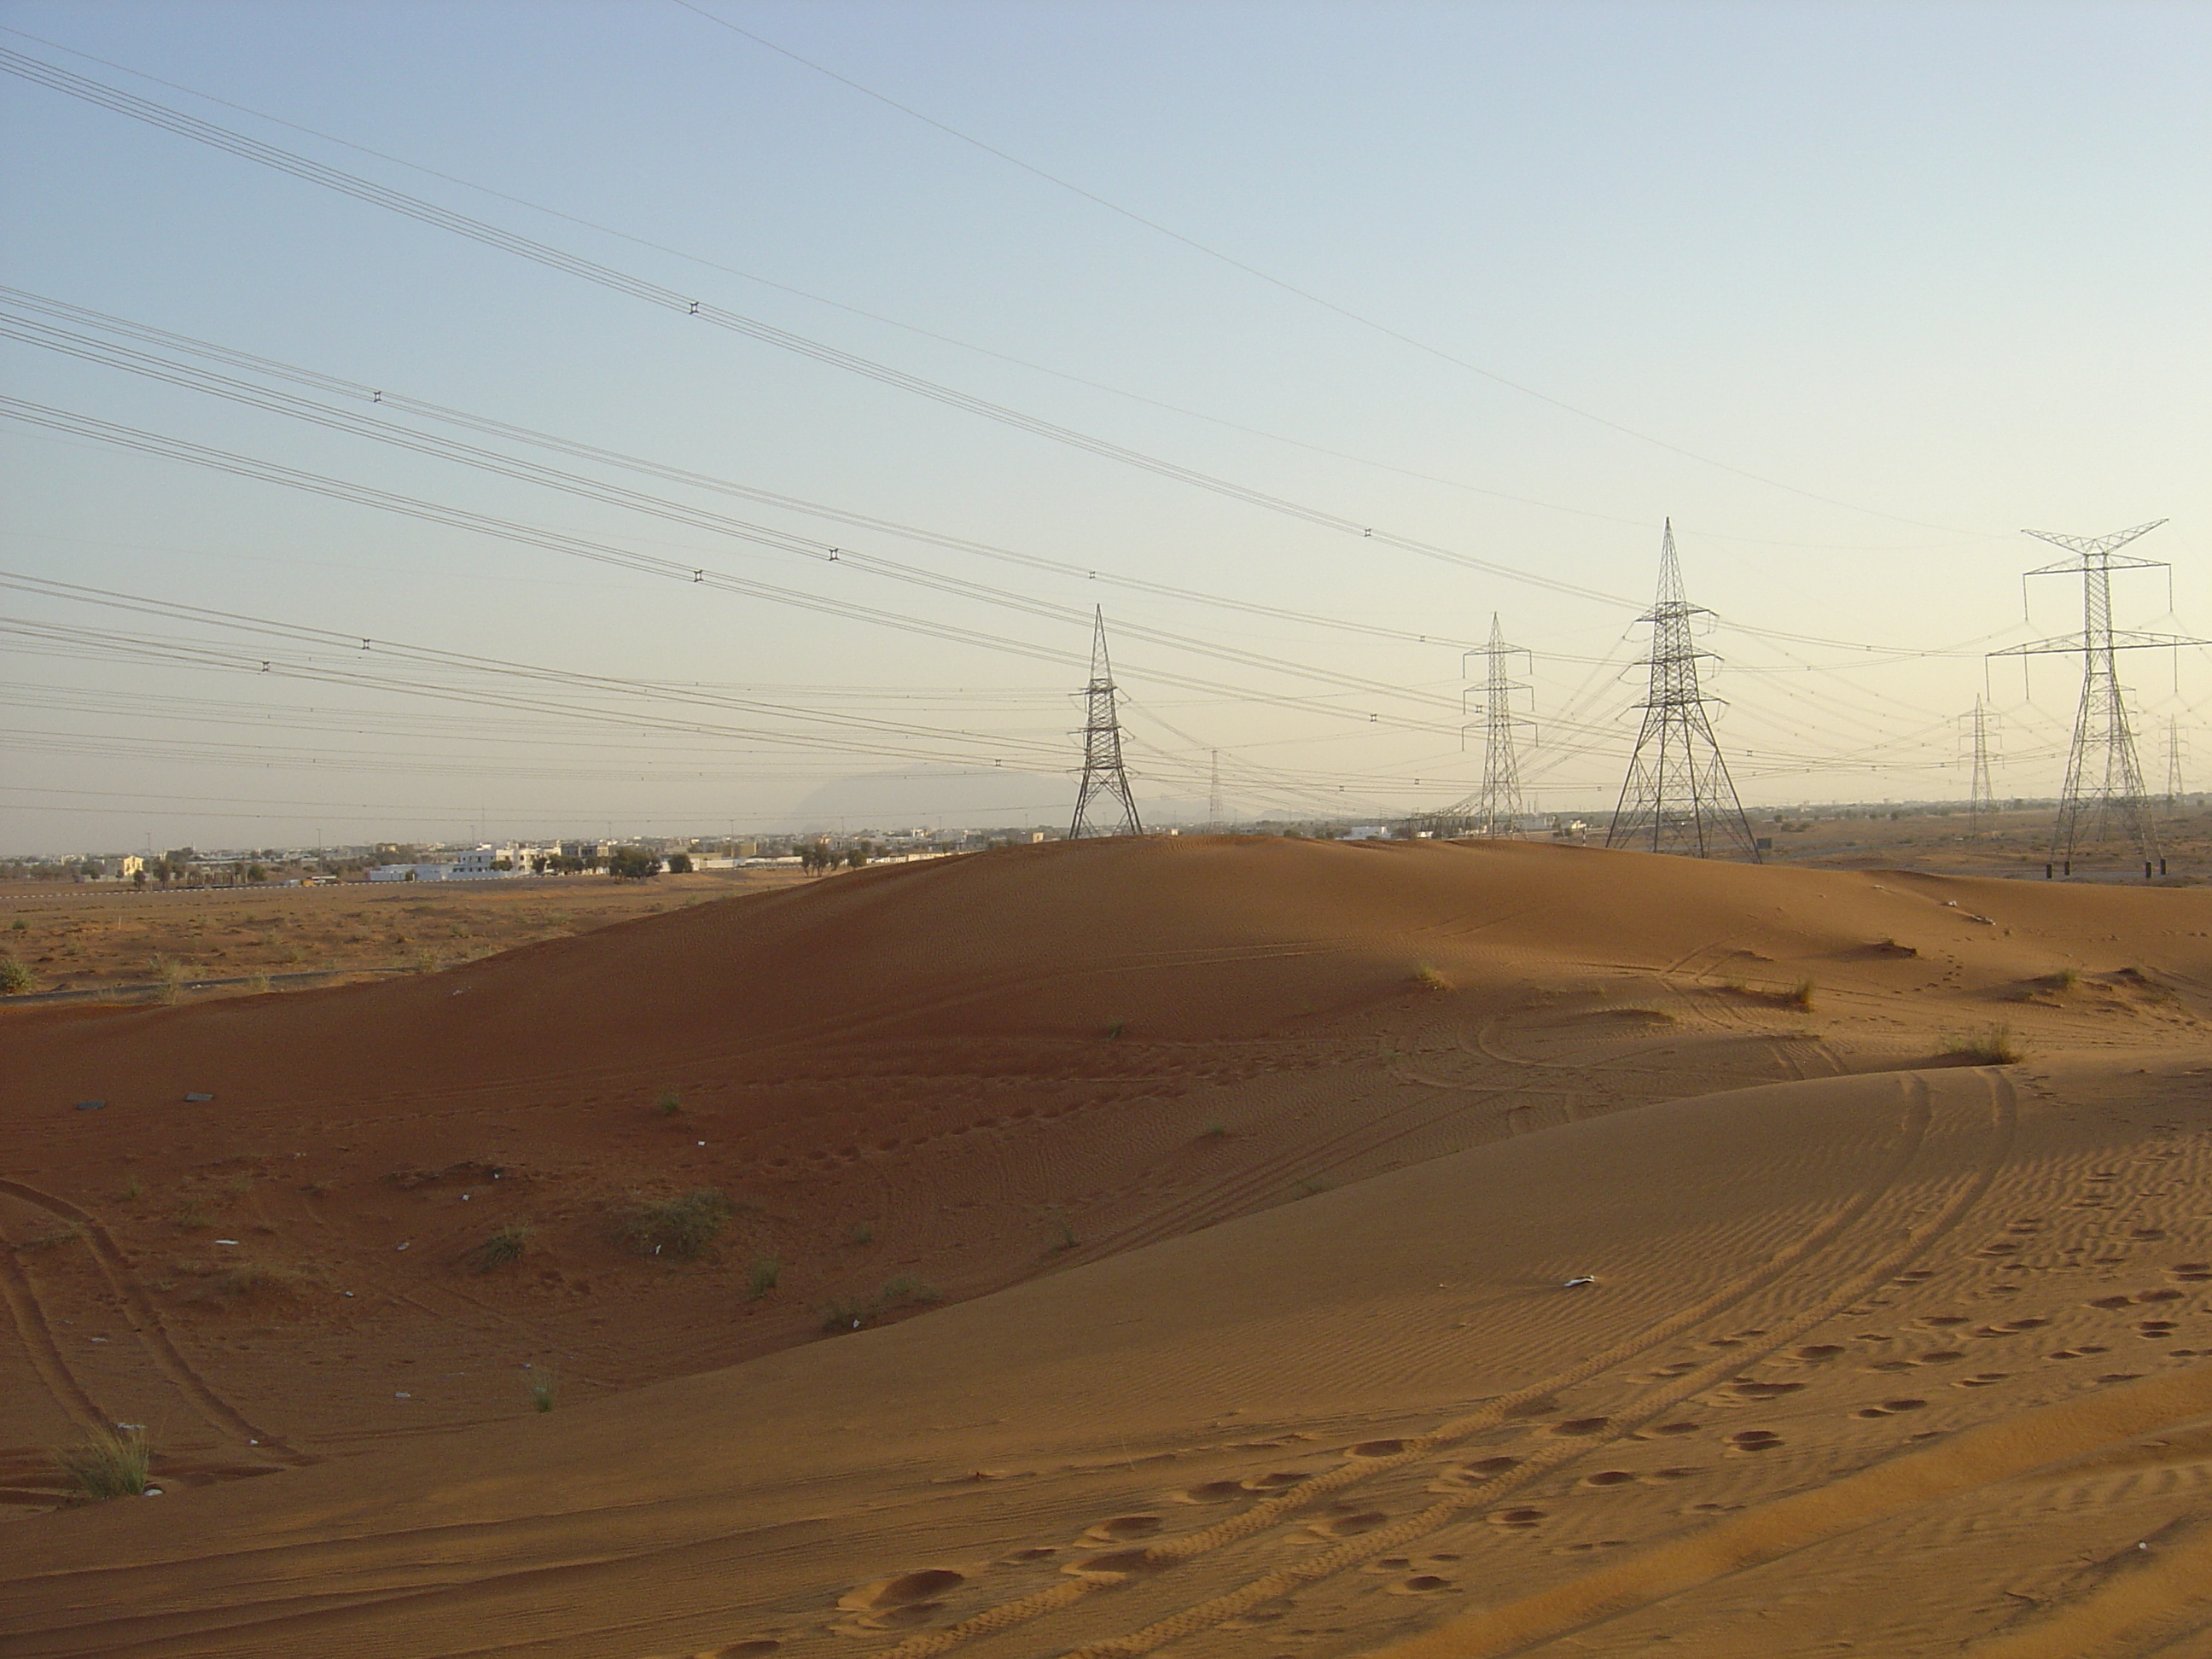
top-left (1206, 749), bottom-right (1225, 833)
top-left (1965, 696), bottom-right (1999, 831)
top-left (1464, 614), bottom-right (1533, 837)
top-left (1068, 608), bottom-right (1144, 839)
top-left (1605, 521), bottom-right (1761, 862)
top-left (2165, 718), bottom-right (2185, 807)
top-left (1988, 521), bottom-right (2202, 870)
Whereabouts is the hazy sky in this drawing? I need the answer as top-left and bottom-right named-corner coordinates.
top-left (3, 0), bottom-right (2207, 854)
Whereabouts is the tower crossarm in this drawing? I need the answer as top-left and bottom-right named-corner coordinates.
top-left (1990, 628), bottom-right (2212, 658)
top-left (2022, 520), bottom-right (2168, 560)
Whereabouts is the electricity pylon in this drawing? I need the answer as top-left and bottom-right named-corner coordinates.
top-left (1068, 608), bottom-right (1144, 839)
top-left (1988, 521), bottom-right (2203, 870)
top-left (1965, 697), bottom-right (1999, 832)
top-left (1465, 614), bottom-right (1532, 836)
top-left (2166, 719), bottom-right (2185, 806)
top-left (1207, 748), bottom-right (1224, 833)
top-left (1606, 521), bottom-right (1761, 862)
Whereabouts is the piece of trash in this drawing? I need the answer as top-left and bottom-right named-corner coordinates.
top-left (213, 1239), bottom-right (240, 1246)
top-left (342, 1290), bottom-right (355, 1297)
top-left (696, 1140), bottom-right (707, 1147)
top-left (393, 1391), bottom-right (411, 1400)
top-left (90, 1336), bottom-right (107, 1343)
top-left (143, 1487), bottom-right (164, 1497)
top-left (395, 1241), bottom-right (410, 1251)
top-left (461, 1193), bottom-right (471, 1201)
top-left (73, 1100), bottom-right (106, 1112)
top-left (184, 1092), bottom-right (213, 1103)
top-left (1562, 1276), bottom-right (1597, 1289)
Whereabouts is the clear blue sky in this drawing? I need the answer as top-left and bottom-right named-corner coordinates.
top-left (2, 0), bottom-right (2206, 853)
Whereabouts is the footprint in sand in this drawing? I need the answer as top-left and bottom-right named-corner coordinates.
top-left (1582, 1470), bottom-right (1637, 1487)
top-left (1243, 1470), bottom-right (1312, 1490)
top-left (1387, 1574), bottom-right (1455, 1594)
top-left (1086, 1516), bottom-right (1163, 1541)
top-left (1955, 1373), bottom-right (2009, 1388)
top-left (2137, 1320), bottom-right (2179, 1339)
top-left (1348, 1438), bottom-right (1406, 1457)
top-left (1315, 1511), bottom-right (1390, 1537)
top-left (1727, 1429), bottom-right (1784, 1452)
top-left (1487, 1507), bottom-right (1545, 1529)
top-left (1458, 1455), bottom-right (1522, 1477)
top-left (1178, 1481), bottom-right (1245, 1505)
top-left (1550, 1417), bottom-right (1610, 1437)
top-left (2170, 1261), bottom-right (2211, 1283)
top-left (1853, 1400), bottom-right (1927, 1418)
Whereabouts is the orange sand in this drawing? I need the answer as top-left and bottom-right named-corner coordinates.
top-left (3, 836), bottom-right (2209, 1656)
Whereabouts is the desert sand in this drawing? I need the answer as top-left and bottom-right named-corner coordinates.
top-left (3, 835), bottom-right (2210, 1657)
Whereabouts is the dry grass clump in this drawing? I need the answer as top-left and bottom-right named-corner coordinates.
top-left (1784, 978), bottom-right (1817, 1011)
top-left (2047, 967), bottom-right (2081, 992)
top-left (0, 954), bottom-right (35, 995)
top-left (821, 1273), bottom-right (942, 1335)
top-left (55, 1426), bottom-right (150, 1500)
top-left (1412, 962), bottom-right (1452, 992)
top-left (620, 1188), bottom-right (736, 1259)
top-left (1944, 1022), bottom-right (2023, 1065)
top-left (748, 1256), bottom-right (781, 1299)
top-left (471, 1224), bottom-right (533, 1272)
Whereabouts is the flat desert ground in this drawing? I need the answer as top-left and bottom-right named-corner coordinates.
top-left (3, 836), bottom-right (2211, 1658)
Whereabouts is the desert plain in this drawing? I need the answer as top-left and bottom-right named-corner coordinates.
top-left (3, 835), bottom-right (2212, 1657)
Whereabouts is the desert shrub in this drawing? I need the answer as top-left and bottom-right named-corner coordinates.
top-left (1944, 1022), bottom-right (2023, 1065)
top-left (0, 955), bottom-right (35, 995)
top-left (622, 1188), bottom-right (735, 1259)
top-left (2049, 968), bottom-right (2081, 992)
top-left (847, 1221), bottom-right (874, 1246)
top-left (655, 1090), bottom-right (682, 1116)
top-left (821, 1274), bottom-right (942, 1335)
top-left (55, 1426), bottom-right (149, 1500)
top-left (1784, 978), bottom-right (1817, 1010)
top-left (748, 1256), bottom-right (781, 1299)
top-left (1412, 962), bottom-right (1452, 992)
top-left (1198, 1118), bottom-right (1227, 1139)
top-left (1104, 1019), bottom-right (1126, 1039)
top-left (472, 1224), bottom-right (533, 1272)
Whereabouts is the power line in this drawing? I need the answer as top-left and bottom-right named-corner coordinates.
top-left (670, 1), bottom-right (1976, 536)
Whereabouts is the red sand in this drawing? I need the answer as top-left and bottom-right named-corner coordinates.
top-left (3, 836), bottom-right (2210, 1656)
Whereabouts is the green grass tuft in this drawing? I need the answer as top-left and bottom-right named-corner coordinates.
top-left (55, 1426), bottom-right (149, 1500)
top-left (655, 1090), bottom-right (682, 1116)
top-left (1412, 962), bottom-right (1452, 992)
top-left (0, 955), bottom-right (35, 995)
top-left (748, 1256), bottom-right (781, 1299)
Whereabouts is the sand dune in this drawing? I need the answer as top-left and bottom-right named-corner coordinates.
top-left (3, 838), bottom-right (2210, 1656)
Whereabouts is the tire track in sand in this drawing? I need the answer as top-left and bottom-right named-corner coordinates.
top-left (1044, 1071), bottom-right (2018, 1659)
top-left (0, 1179), bottom-right (305, 1463)
top-left (0, 1214), bottom-right (110, 1432)
top-left (857, 1072), bottom-right (1965, 1659)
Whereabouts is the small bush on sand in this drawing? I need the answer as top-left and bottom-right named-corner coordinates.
top-left (847, 1221), bottom-right (874, 1246)
top-left (1412, 962), bottom-right (1452, 992)
top-left (821, 1274), bottom-right (943, 1335)
top-left (655, 1091), bottom-right (682, 1116)
top-left (748, 1257), bottom-right (781, 1299)
top-left (472, 1224), bottom-right (533, 1272)
top-left (1784, 978), bottom-right (1817, 1011)
top-left (1104, 1020), bottom-right (1126, 1039)
top-left (1198, 1118), bottom-right (1227, 1139)
top-left (524, 1363), bottom-right (556, 1413)
top-left (622, 1189), bottom-right (735, 1259)
top-left (55, 1426), bottom-right (149, 1500)
top-left (2048, 968), bottom-right (2081, 992)
top-left (1944, 1022), bottom-right (2023, 1065)
top-left (0, 955), bottom-right (36, 995)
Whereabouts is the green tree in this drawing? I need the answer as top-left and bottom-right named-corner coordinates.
top-left (606, 847), bottom-right (662, 880)
top-left (665, 852), bottom-right (693, 874)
